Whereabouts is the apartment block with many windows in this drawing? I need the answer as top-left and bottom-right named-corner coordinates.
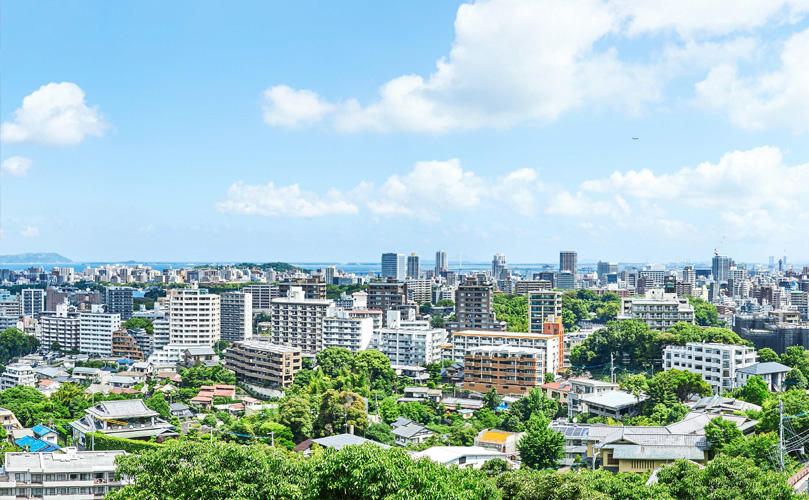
top-left (269, 287), bottom-right (332, 353)
top-left (464, 345), bottom-right (546, 395)
top-left (663, 342), bottom-right (757, 394)
top-left (225, 340), bottom-right (301, 388)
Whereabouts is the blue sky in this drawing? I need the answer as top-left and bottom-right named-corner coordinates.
top-left (2, 0), bottom-right (809, 264)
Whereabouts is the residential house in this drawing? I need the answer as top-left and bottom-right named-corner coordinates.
top-left (474, 429), bottom-right (524, 455)
top-left (736, 362), bottom-right (791, 392)
top-left (392, 422), bottom-right (434, 447)
top-left (413, 446), bottom-right (507, 469)
top-left (578, 390), bottom-right (647, 420)
top-left (295, 433), bottom-right (390, 455)
top-left (69, 399), bottom-right (176, 449)
top-left (400, 386), bottom-right (441, 403)
top-left (0, 408), bottom-right (22, 434)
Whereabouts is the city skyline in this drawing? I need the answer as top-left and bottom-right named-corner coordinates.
top-left (3, 1), bottom-right (809, 262)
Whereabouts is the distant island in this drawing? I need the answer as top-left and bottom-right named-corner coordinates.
top-left (0, 252), bottom-right (73, 264)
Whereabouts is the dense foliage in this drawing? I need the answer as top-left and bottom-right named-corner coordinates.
top-left (106, 440), bottom-right (803, 500)
top-left (493, 294), bottom-right (528, 332)
top-left (685, 296), bottom-right (722, 327)
top-left (0, 327), bottom-right (40, 365)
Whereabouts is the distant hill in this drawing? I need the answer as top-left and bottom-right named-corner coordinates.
top-left (0, 252), bottom-right (73, 264)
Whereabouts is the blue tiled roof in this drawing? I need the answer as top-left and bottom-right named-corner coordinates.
top-left (32, 424), bottom-right (56, 437)
top-left (15, 436), bottom-right (60, 453)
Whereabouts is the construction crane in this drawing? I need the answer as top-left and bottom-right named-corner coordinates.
top-left (714, 235), bottom-right (726, 256)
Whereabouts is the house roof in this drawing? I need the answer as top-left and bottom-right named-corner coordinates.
top-left (540, 382), bottom-right (571, 392)
top-left (32, 424), bottom-right (56, 437)
top-left (609, 444), bottom-right (705, 461)
top-left (737, 362), bottom-right (791, 375)
top-left (414, 446), bottom-right (505, 464)
top-left (169, 403), bottom-right (190, 411)
top-left (15, 436), bottom-right (61, 453)
top-left (392, 422), bottom-right (432, 439)
top-left (391, 417), bottom-right (414, 428)
top-left (478, 430), bottom-right (514, 444)
top-left (581, 390), bottom-right (646, 409)
top-left (311, 433), bottom-right (390, 450)
top-left (86, 399), bottom-right (157, 419)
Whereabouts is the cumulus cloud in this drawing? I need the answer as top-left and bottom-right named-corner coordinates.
top-left (1, 156), bottom-right (32, 177)
top-left (260, 0), bottom-right (809, 133)
top-left (572, 146), bottom-right (809, 243)
top-left (1, 82), bottom-right (108, 145)
top-left (215, 181), bottom-right (359, 217)
top-left (262, 85), bottom-right (336, 128)
top-left (216, 159), bottom-right (545, 220)
top-left (695, 27), bottom-right (809, 131)
top-left (19, 226), bottom-right (39, 237)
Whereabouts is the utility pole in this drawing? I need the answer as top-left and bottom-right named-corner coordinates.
top-left (610, 353), bottom-right (615, 384)
top-left (779, 396), bottom-right (785, 471)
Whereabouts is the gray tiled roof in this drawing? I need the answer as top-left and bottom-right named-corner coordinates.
top-left (737, 362), bottom-right (791, 375)
top-left (312, 433), bottom-right (390, 450)
top-left (392, 422), bottom-right (432, 439)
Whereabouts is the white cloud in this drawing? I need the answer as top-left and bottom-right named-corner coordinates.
top-left (262, 85), bottom-right (336, 128)
top-left (696, 27), bottom-right (809, 131)
top-left (1, 156), bottom-right (32, 177)
top-left (260, 0), bottom-right (809, 133)
top-left (215, 181), bottom-right (359, 217)
top-left (216, 159), bottom-right (544, 221)
top-left (19, 226), bottom-right (39, 237)
top-left (1, 82), bottom-right (108, 145)
top-left (545, 191), bottom-right (630, 218)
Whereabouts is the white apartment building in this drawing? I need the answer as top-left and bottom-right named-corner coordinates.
top-left (0, 448), bottom-right (130, 500)
top-left (619, 290), bottom-right (695, 330)
top-left (447, 330), bottom-right (562, 375)
top-left (78, 309), bottom-right (120, 357)
top-left (168, 287), bottom-right (221, 346)
top-left (528, 291), bottom-right (562, 334)
top-left (37, 302), bottom-right (80, 352)
top-left (21, 289), bottom-right (45, 317)
top-left (269, 287), bottom-right (332, 354)
top-left (406, 279), bottom-right (432, 304)
top-left (372, 311), bottom-right (446, 365)
top-left (0, 364), bottom-right (36, 390)
top-left (322, 309), bottom-right (374, 353)
top-left (220, 291), bottom-right (253, 342)
top-left (663, 342), bottom-right (757, 394)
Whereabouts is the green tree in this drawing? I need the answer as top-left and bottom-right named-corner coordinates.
top-left (123, 317), bottom-right (154, 335)
top-left (430, 314), bottom-right (445, 329)
top-left (316, 347), bottom-right (353, 377)
top-left (517, 413), bottom-right (565, 470)
top-left (279, 397), bottom-right (313, 442)
top-left (781, 346), bottom-right (809, 378)
top-left (739, 375), bottom-right (770, 406)
top-left (364, 422), bottom-right (395, 446)
top-left (786, 368), bottom-right (808, 390)
top-left (202, 414), bottom-right (217, 428)
top-left (544, 373), bottom-right (555, 383)
top-left (704, 416), bottom-right (742, 453)
top-left (316, 390), bottom-right (368, 436)
top-left (435, 299), bottom-right (454, 307)
top-left (145, 392), bottom-right (171, 419)
top-left (492, 294), bottom-right (528, 332)
top-left (687, 296), bottom-right (721, 327)
top-left (480, 458), bottom-right (510, 474)
top-left (483, 388), bottom-right (502, 411)
top-left (377, 396), bottom-right (400, 424)
top-left (758, 348), bottom-right (780, 363)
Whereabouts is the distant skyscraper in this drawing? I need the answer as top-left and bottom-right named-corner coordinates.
top-left (406, 253), bottom-right (421, 279)
top-left (435, 250), bottom-right (448, 277)
top-left (21, 288), bottom-right (45, 317)
top-left (492, 253), bottom-right (507, 280)
top-left (683, 265), bottom-right (696, 287)
top-left (596, 261), bottom-right (617, 280)
top-left (556, 271), bottom-right (575, 290)
top-left (381, 253), bottom-right (406, 281)
top-left (324, 266), bottom-right (336, 285)
top-left (712, 255), bottom-right (732, 282)
top-left (560, 251), bottom-right (578, 274)
top-left (103, 286), bottom-right (134, 321)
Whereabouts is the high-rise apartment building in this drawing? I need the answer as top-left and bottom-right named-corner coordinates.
top-left (619, 290), bottom-right (695, 330)
top-left (79, 310), bottom-right (121, 356)
top-left (21, 289), bottom-right (45, 317)
top-left (454, 277), bottom-right (505, 331)
top-left (38, 303), bottom-right (80, 352)
top-left (220, 291), bottom-right (253, 342)
top-left (528, 291), bottom-right (562, 334)
top-left (406, 279), bottom-right (432, 304)
top-left (492, 253), bottom-right (508, 280)
top-left (712, 255), bottom-right (732, 282)
top-left (324, 266), bottom-right (336, 285)
top-left (278, 277), bottom-right (327, 300)
top-left (381, 253), bottom-right (406, 281)
top-left (372, 311), bottom-right (446, 365)
top-left (406, 253), bottom-right (421, 279)
top-left (168, 288), bottom-right (221, 346)
top-left (225, 340), bottom-right (301, 388)
top-left (269, 287), bottom-right (332, 353)
top-left (560, 251), bottom-right (578, 274)
top-left (514, 280), bottom-right (553, 295)
top-left (322, 310), bottom-right (374, 352)
top-left (368, 279), bottom-right (408, 326)
top-left (448, 330), bottom-right (562, 375)
top-left (464, 345), bottom-right (547, 395)
top-left (103, 286), bottom-right (133, 321)
top-left (683, 265), bottom-right (696, 287)
top-left (435, 250), bottom-right (448, 277)
top-left (243, 284), bottom-right (279, 312)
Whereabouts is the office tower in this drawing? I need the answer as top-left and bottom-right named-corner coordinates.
top-left (368, 279), bottom-right (408, 327)
top-left (435, 250), bottom-right (448, 277)
top-left (220, 291), bottom-right (253, 342)
top-left (21, 288), bottom-right (45, 317)
top-left (103, 286), bottom-right (134, 321)
top-left (556, 271), bottom-right (575, 290)
top-left (269, 287), bottom-right (332, 353)
top-left (597, 261), bottom-right (617, 280)
top-left (406, 253), bottom-right (421, 279)
top-left (560, 251), bottom-right (578, 274)
top-left (455, 277), bottom-right (505, 331)
top-left (712, 255), bottom-right (732, 282)
top-left (381, 253), bottom-right (406, 281)
top-left (168, 288), bottom-right (221, 346)
top-left (324, 266), bottom-right (336, 285)
top-left (528, 291), bottom-right (562, 334)
top-left (492, 253), bottom-right (508, 280)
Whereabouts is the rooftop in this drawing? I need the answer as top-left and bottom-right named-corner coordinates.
top-left (414, 446), bottom-right (505, 464)
top-left (737, 362), bottom-right (791, 375)
top-left (311, 433), bottom-right (390, 450)
top-left (4, 449), bottom-right (125, 472)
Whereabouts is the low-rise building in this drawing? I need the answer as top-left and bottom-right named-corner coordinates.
top-left (463, 345), bottom-right (546, 395)
top-left (0, 364), bottom-right (35, 391)
top-left (224, 340), bottom-right (301, 388)
top-left (69, 399), bottom-right (176, 449)
top-left (474, 429), bottom-right (523, 455)
top-left (663, 342), bottom-right (756, 394)
top-left (449, 330), bottom-right (562, 375)
top-left (566, 378), bottom-right (619, 416)
top-left (619, 290), bottom-right (695, 330)
top-left (578, 390), bottom-right (647, 419)
top-left (0, 448), bottom-right (130, 499)
top-left (735, 361), bottom-right (791, 392)
top-left (392, 422), bottom-right (434, 447)
top-left (413, 446), bottom-right (507, 469)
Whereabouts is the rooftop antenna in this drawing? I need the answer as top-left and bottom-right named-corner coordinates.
top-left (714, 235), bottom-right (726, 256)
